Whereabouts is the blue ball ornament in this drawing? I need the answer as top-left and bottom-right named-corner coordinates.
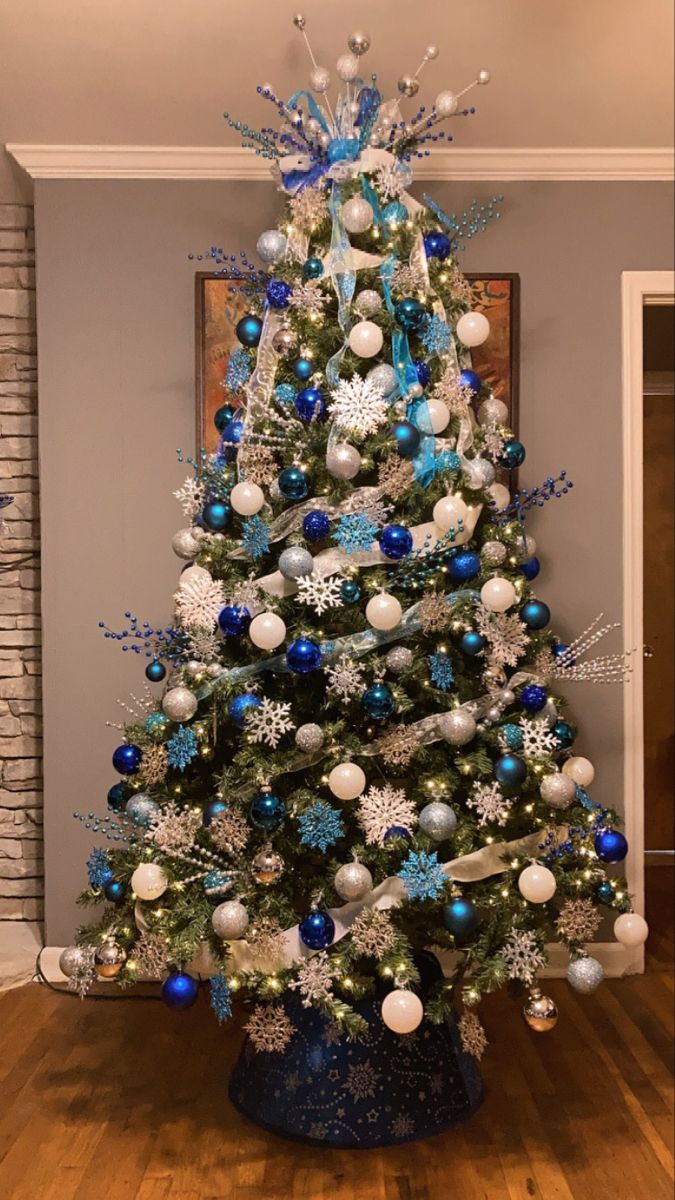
top-left (303, 257), bottom-right (324, 280)
top-left (218, 605), bottom-right (251, 637)
top-left (383, 825), bottom-right (412, 843)
top-left (552, 641), bottom-right (575, 664)
top-left (460, 630), bottom-right (486, 657)
top-left (295, 386), bottom-right (326, 422)
top-left (103, 879), bottom-right (127, 904)
top-left (340, 579), bottom-right (361, 604)
top-left (553, 719), bottom-right (575, 749)
top-left (394, 297), bottom-right (427, 331)
top-left (414, 359), bottom-right (431, 388)
top-left (299, 910), bottom-right (335, 950)
top-left (424, 230), bottom-right (452, 260)
top-left (107, 782), bottom-right (128, 813)
top-left (520, 557), bottom-right (541, 581)
top-left (494, 754), bottom-right (527, 789)
top-left (214, 403), bottom-right (236, 432)
top-left (595, 880), bottom-right (615, 905)
top-left (201, 500), bottom-right (231, 532)
top-left (391, 420), bottom-right (421, 459)
top-left (520, 600), bottom-right (551, 630)
top-left (448, 550), bottom-right (481, 583)
top-left (145, 658), bottom-right (167, 683)
top-left (362, 682), bottom-right (396, 720)
top-left (302, 510), bottom-right (331, 541)
top-left (286, 638), bottom-right (322, 673)
top-left (292, 357), bottom-right (314, 382)
top-left (266, 279), bottom-right (293, 309)
top-left (236, 314), bottom-right (263, 348)
top-left (203, 799), bottom-right (227, 827)
top-left (442, 897), bottom-right (479, 942)
top-left (161, 971), bottom-right (199, 1010)
top-left (500, 438), bottom-right (526, 470)
top-left (218, 419), bottom-right (245, 462)
top-left (594, 828), bottom-right (628, 864)
top-left (379, 524), bottom-right (413, 560)
top-left (249, 788), bottom-right (286, 832)
top-left (112, 743), bottom-right (142, 775)
top-left (382, 201), bottom-right (407, 227)
top-left (459, 369), bottom-right (482, 397)
top-left (520, 683), bottom-right (548, 714)
top-left (228, 693), bottom-right (263, 729)
top-left (278, 466), bottom-right (309, 500)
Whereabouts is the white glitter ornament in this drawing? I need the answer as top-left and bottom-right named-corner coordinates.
top-left (434, 90), bottom-right (458, 116)
top-left (329, 375), bottom-right (389, 438)
top-left (366, 592), bottom-right (402, 631)
top-left (419, 801), bottom-right (457, 840)
top-left (336, 52), bottom-right (359, 81)
top-left (385, 646), bottom-right (413, 674)
top-left (329, 761), bottom-right (366, 800)
top-left (256, 229), bottom-right (287, 264)
top-left (326, 442), bottom-right (362, 480)
top-left (310, 66), bottom-right (331, 93)
top-left (439, 709), bottom-right (476, 745)
top-left (295, 723), bottom-right (324, 753)
top-left (562, 756), bottom-right (595, 787)
top-left (278, 546), bottom-right (314, 580)
top-left (355, 289), bottom-right (383, 317)
top-left (348, 320), bottom-right (384, 358)
top-left (456, 311), bottom-right (490, 348)
top-left (131, 863), bottom-right (169, 901)
top-left (212, 899), bottom-right (249, 939)
top-left (342, 196), bottom-right (374, 233)
top-left (567, 955), bottom-right (604, 994)
top-left (518, 863), bottom-right (556, 903)
top-left (334, 860), bottom-right (373, 901)
top-left (481, 577), bottom-right (516, 613)
top-left (382, 989), bottom-right (424, 1034)
top-left (478, 397), bottom-right (509, 426)
top-left (230, 481), bottom-right (264, 516)
top-left (172, 528), bottom-right (200, 560)
top-left (249, 611), bottom-right (286, 650)
top-left (162, 686), bottom-right (198, 723)
top-left (540, 772), bottom-right (576, 808)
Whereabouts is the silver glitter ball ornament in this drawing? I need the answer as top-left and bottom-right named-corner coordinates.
top-left (278, 546), bottom-right (314, 580)
top-left (162, 685), bottom-right (198, 723)
top-left (367, 363), bottom-right (398, 394)
top-left (172, 528), bottom-right (200, 560)
top-left (272, 326), bottom-right (297, 355)
top-left (567, 955), bottom-right (604, 994)
top-left (256, 229), bottom-right (287, 264)
top-left (481, 540), bottom-right (507, 566)
top-left (355, 289), bottom-right (382, 317)
top-left (59, 945), bottom-right (88, 978)
top-left (185, 660), bottom-right (204, 679)
top-left (94, 938), bottom-right (127, 980)
top-left (538, 699), bottom-right (558, 727)
top-left (478, 397), bottom-right (509, 426)
top-left (334, 860), bottom-right (373, 901)
top-left (406, 382), bottom-right (424, 401)
top-left (348, 30), bottom-right (371, 56)
top-left (207, 662), bottom-right (222, 678)
top-left (514, 534), bottom-right (537, 564)
top-left (463, 457), bottom-right (496, 489)
top-left (440, 709), bottom-right (477, 745)
top-left (385, 646), bottom-right (413, 674)
top-left (486, 704), bottom-right (503, 723)
top-left (252, 847), bottom-right (284, 885)
top-left (398, 74), bottom-right (420, 98)
top-left (434, 90), bottom-right (458, 117)
top-left (342, 196), bottom-right (374, 234)
top-left (125, 793), bottom-right (160, 826)
top-left (212, 899), bottom-right (249, 940)
top-left (336, 52), bottom-right (359, 82)
top-left (484, 665), bottom-right (507, 692)
top-left (310, 66), bottom-right (331, 93)
top-left (540, 772), bottom-right (577, 809)
top-left (419, 801), bottom-right (458, 841)
top-left (326, 442), bottom-right (362, 480)
top-left (295, 723), bottom-right (324, 753)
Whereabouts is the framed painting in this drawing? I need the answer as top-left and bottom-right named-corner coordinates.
top-left (195, 271), bottom-right (520, 453)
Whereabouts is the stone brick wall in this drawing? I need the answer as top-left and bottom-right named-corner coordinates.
top-left (0, 201), bottom-right (42, 922)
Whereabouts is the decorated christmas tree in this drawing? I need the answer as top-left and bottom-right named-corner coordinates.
top-left (60, 17), bottom-right (648, 1144)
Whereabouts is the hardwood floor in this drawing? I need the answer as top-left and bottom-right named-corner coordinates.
top-left (1, 870), bottom-right (672, 1200)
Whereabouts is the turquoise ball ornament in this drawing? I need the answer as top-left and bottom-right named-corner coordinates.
top-left (236, 314), bottom-right (263, 347)
top-left (520, 600), bottom-right (551, 630)
top-left (145, 658), bottom-right (166, 683)
top-left (201, 500), bottom-right (230, 533)
top-left (443, 897), bottom-right (479, 942)
top-left (391, 420), bottom-right (421, 458)
top-left (203, 799), bottom-right (227, 826)
top-left (520, 684), bottom-right (548, 714)
top-left (218, 605), bottom-right (251, 637)
top-left (286, 638), bottom-right (322, 673)
top-left (594, 829), bottom-right (628, 863)
top-left (394, 297), bottom-right (427, 331)
top-left (214, 402), bottom-right (236, 432)
top-left (459, 369), bottom-right (482, 397)
top-left (295, 386), bottom-right (326, 422)
top-left (379, 524), bottom-right (413, 560)
top-left (228, 693), bottom-right (263, 729)
top-left (103, 879), bottom-right (127, 905)
top-left (161, 971), bottom-right (199, 1010)
top-left (362, 682), bottom-right (396, 720)
top-left (495, 753), bottom-right (527, 789)
top-left (460, 630), bottom-right (486, 657)
top-left (382, 201), bottom-right (407, 227)
top-left (595, 880), bottom-right (615, 904)
top-left (500, 438), bottom-right (526, 469)
top-left (340, 579), bottom-right (361, 604)
top-left (278, 466), bottom-right (309, 499)
top-left (303, 257), bottom-right (324, 280)
top-left (520, 557), bottom-right (541, 581)
top-left (249, 788), bottom-right (286, 832)
top-left (448, 550), bottom-right (481, 582)
top-left (553, 719), bottom-right (575, 749)
top-left (107, 782), bottom-right (128, 812)
top-left (424, 230), bottom-right (452, 260)
top-left (112, 743), bottom-right (142, 775)
top-left (292, 357), bottom-right (314, 382)
top-left (299, 910), bottom-right (335, 950)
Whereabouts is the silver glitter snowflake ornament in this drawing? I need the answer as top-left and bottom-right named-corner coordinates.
top-left (245, 697), bottom-right (295, 748)
top-left (245, 1003), bottom-right (296, 1053)
top-left (357, 783), bottom-right (417, 846)
top-left (325, 656), bottom-right (365, 701)
top-left (458, 1011), bottom-right (488, 1060)
top-left (502, 929), bottom-right (547, 984)
top-left (296, 571), bottom-right (345, 615)
top-left (146, 801), bottom-right (202, 853)
top-left (288, 952), bottom-right (336, 1007)
top-left (466, 781), bottom-right (512, 827)
top-left (350, 908), bottom-right (397, 958)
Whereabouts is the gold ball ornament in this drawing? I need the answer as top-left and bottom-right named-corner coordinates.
top-left (347, 31), bottom-right (371, 56)
top-left (522, 986), bottom-right (559, 1033)
top-left (398, 74), bottom-right (420, 98)
top-left (94, 938), bottom-right (128, 980)
top-left (252, 846), bottom-right (284, 885)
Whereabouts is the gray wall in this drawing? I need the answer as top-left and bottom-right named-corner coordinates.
top-left (36, 179), bottom-right (674, 944)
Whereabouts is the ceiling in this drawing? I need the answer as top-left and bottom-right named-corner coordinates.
top-left (1, 0), bottom-right (673, 150)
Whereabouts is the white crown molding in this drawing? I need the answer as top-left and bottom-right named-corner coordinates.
top-left (7, 143), bottom-right (675, 182)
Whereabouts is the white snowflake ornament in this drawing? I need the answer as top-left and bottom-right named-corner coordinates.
top-left (325, 656), bottom-right (365, 702)
top-left (357, 783), bottom-right (417, 846)
top-left (296, 572), bottom-right (345, 616)
top-left (174, 572), bottom-right (226, 629)
top-left (329, 375), bottom-right (390, 439)
top-left (245, 697), bottom-right (295, 748)
top-left (466, 781), bottom-right (512, 827)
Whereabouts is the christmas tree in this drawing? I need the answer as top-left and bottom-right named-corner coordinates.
top-left (62, 19), bottom-right (648, 1085)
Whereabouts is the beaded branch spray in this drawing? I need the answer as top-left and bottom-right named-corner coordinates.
top-left (98, 614), bottom-right (187, 667)
top-left (489, 471), bottom-right (574, 526)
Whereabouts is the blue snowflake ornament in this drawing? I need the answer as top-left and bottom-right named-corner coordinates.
top-left (166, 725), bottom-right (199, 771)
top-left (226, 349), bottom-right (251, 393)
top-left (420, 314), bottom-right (452, 355)
top-left (332, 512), bottom-right (379, 555)
top-left (298, 801), bottom-right (345, 853)
top-left (241, 515), bottom-right (270, 560)
top-left (398, 850), bottom-right (447, 901)
top-left (428, 651), bottom-right (454, 691)
top-left (87, 847), bottom-right (113, 889)
top-left (209, 973), bottom-right (233, 1024)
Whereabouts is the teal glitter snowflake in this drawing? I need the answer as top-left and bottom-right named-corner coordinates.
top-left (420, 314), bottom-right (451, 354)
top-left (275, 383), bottom-right (296, 405)
top-left (333, 512), bottom-right (379, 555)
top-left (298, 801), bottom-right (345, 853)
top-left (428, 651), bottom-right (454, 691)
top-left (398, 850), bottom-right (447, 901)
top-left (166, 725), bottom-right (199, 771)
top-left (226, 349), bottom-right (251, 392)
top-left (241, 515), bottom-right (270, 560)
top-left (87, 848), bottom-right (112, 889)
top-left (501, 723), bottom-right (524, 751)
top-left (209, 973), bottom-right (233, 1023)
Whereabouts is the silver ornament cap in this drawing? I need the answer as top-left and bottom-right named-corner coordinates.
top-left (567, 955), bottom-right (604, 994)
top-left (295, 723), bottom-right (324, 753)
top-left (419, 801), bottom-right (458, 841)
top-left (334, 860), bottom-right (373, 901)
top-left (278, 546), bottom-right (314, 580)
top-left (212, 899), bottom-right (249, 940)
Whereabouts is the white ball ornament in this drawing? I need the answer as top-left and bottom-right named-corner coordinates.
top-left (131, 863), bottom-right (169, 901)
top-left (162, 686), bottom-right (198, 723)
top-left (488, 482), bottom-right (511, 510)
top-left (310, 66), bottom-right (331, 93)
top-left (440, 709), bottom-right (476, 746)
top-left (172, 528), bottom-right (200, 560)
top-left (614, 912), bottom-right (649, 947)
top-left (434, 90), bottom-right (458, 116)
top-left (328, 761), bottom-right (366, 801)
top-left (518, 863), bottom-right (557, 904)
top-left (230, 481), bottom-right (265, 516)
top-left (336, 52), bottom-right (359, 81)
top-left (562, 756), bottom-right (595, 787)
top-left (326, 442), bottom-right (362, 480)
top-left (382, 989), bottom-right (424, 1034)
top-left (365, 592), bottom-right (402, 631)
top-left (539, 772), bottom-right (577, 809)
top-left (212, 899), bottom-right (249, 940)
top-left (249, 611), bottom-right (286, 651)
top-left (433, 494), bottom-right (468, 532)
top-left (415, 398), bottom-right (450, 434)
top-left (456, 311), bottom-right (491, 348)
top-left (334, 860), bottom-right (373, 901)
top-left (348, 320), bottom-right (384, 358)
top-left (342, 196), bottom-right (374, 233)
top-left (480, 577), bottom-right (517, 613)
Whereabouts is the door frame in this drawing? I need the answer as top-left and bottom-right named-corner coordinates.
top-left (621, 270), bottom-right (675, 972)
